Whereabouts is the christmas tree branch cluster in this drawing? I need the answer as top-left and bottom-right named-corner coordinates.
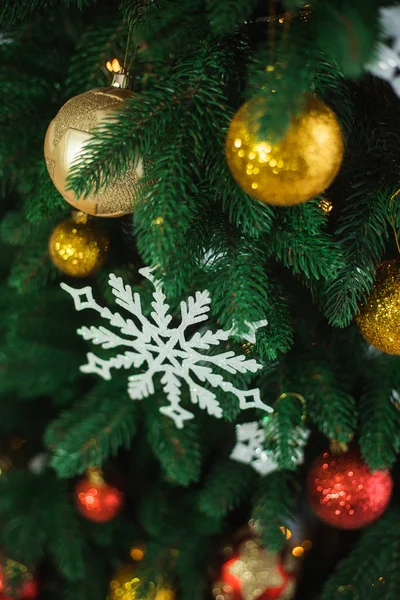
top-left (1, 0), bottom-right (400, 598)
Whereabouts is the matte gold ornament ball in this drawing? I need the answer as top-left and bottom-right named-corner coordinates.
top-left (44, 81), bottom-right (143, 217)
top-left (49, 215), bottom-right (109, 278)
top-left (225, 94), bottom-right (344, 206)
top-left (357, 259), bottom-right (400, 355)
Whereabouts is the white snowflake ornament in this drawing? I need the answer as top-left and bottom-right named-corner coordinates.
top-left (230, 421), bottom-right (310, 476)
top-left (61, 268), bottom-right (271, 428)
top-left (230, 422), bottom-right (279, 476)
top-left (366, 6), bottom-right (400, 96)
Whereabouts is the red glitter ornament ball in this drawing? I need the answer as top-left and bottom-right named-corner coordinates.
top-left (307, 449), bottom-right (393, 530)
top-left (75, 472), bottom-right (124, 523)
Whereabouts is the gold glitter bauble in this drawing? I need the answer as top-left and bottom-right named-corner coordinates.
top-left (49, 216), bottom-right (109, 277)
top-left (44, 86), bottom-right (143, 217)
top-left (108, 564), bottom-right (175, 600)
top-left (357, 259), bottom-right (400, 355)
top-left (109, 565), bottom-right (139, 600)
top-left (225, 95), bottom-right (344, 206)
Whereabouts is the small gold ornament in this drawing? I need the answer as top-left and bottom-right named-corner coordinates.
top-left (225, 95), bottom-right (344, 206)
top-left (357, 259), bottom-right (400, 355)
top-left (44, 69), bottom-right (143, 217)
top-left (108, 564), bottom-right (140, 600)
top-left (49, 213), bottom-right (109, 277)
top-left (108, 564), bottom-right (174, 600)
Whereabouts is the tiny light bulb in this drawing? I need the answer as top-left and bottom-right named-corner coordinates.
top-left (106, 58), bottom-right (122, 73)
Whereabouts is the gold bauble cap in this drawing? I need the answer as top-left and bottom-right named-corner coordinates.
top-left (44, 85), bottom-right (143, 218)
top-left (225, 94), bottom-right (344, 206)
top-left (357, 259), bottom-right (400, 355)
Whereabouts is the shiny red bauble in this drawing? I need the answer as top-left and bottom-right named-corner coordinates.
top-left (75, 475), bottom-right (124, 523)
top-left (307, 449), bottom-right (393, 530)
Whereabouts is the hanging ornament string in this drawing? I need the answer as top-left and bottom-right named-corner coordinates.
top-left (273, 392), bottom-right (307, 422)
top-left (106, 18), bottom-right (138, 76)
top-left (123, 17), bottom-right (133, 71)
top-left (389, 188), bottom-right (400, 255)
top-left (123, 15), bottom-right (140, 73)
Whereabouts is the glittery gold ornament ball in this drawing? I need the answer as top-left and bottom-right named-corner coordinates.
top-left (225, 94), bottom-right (344, 206)
top-left (357, 259), bottom-right (400, 355)
top-left (49, 216), bottom-right (109, 277)
top-left (108, 565), bottom-right (139, 600)
top-left (44, 84), bottom-right (143, 217)
top-left (108, 565), bottom-right (175, 600)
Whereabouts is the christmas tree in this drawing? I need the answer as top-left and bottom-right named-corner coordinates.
top-left (1, 0), bottom-right (400, 598)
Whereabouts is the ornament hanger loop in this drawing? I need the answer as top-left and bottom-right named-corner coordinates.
top-left (106, 58), bottom-right (130, 88)
top-left (329, 440), bottom-right (349, 455)
top-left (274, 392), bottom-right (307, 421)
top-left (72, 210), bottom-right (89, 224)
top-left (87, 467), bottom-right (105, 486)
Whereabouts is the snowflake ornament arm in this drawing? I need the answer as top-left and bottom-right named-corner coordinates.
top-left (365, 7), bottom-right (400, 97)
top-left (230, 421), bottom-right (310, 476)
top-left (61, 268), bottom-right (271, 428)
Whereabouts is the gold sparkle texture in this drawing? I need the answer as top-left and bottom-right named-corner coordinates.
top-left (225, 95), bottom-right (344, 206)
top-left (108, 564), bottom-right (175, 600)
top-left (44, 86), bottom-right (143, 217)
top-left (357, 259), bottom-right (400, 355)
top-left (108, 565), bottom-right (140, 600)
top-left (49, 217), bottom-right (109, 277)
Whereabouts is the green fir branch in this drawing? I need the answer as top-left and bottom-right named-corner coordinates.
top-left (313, 0), bottom-right (380, 78)
top-left (133, 107), bottom-right (201, 270)
top-left (263, 397), bottom-right (307, 470)
top-left (321, 509), bottom-right (400, 600)
top-left (46, 480), bottom-right (88, 581)
top-left (22, 163), bottom-right (69, 225)
top-left (303, 358), bottom-right (356, 444)
top-left (64, 12), bottom-right (123, 95)
top-left (206, 0), bottom-right (258, 34)
top-left (0, 0), bottom-right (94, 24)
top-left (0, 471), bottom-right (47, 564)
top-left (359, 354), bottom-right (400, 470)
top-left (269, 199), bottom-right (344, 281)
top-left (247, 19), bottom-right (316, 141)
top-left (198, 460), bottom-right (258, 518)
top-left (252, 471), bottom-right (299, 552)
top-left (45, 382), bottom-right (137, 477)
top-left (208, 217), bottom-right (293, 357)
top-left (145, 403), bottom-right (202, 486)
top-left (0, 212), bottom-right (32, 247)
top-left (322, 188), bottom-right (390, 327)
